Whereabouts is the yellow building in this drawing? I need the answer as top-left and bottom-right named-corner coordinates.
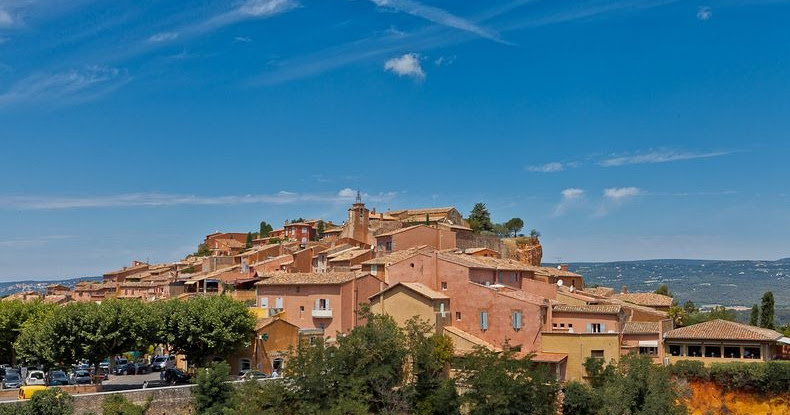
top-left (540, 332), bottom-right (621, 381)
top-left (369, 281), bottom-right (450, 332)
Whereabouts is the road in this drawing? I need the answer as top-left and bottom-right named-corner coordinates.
top-left (101, 371), bottom-right (162, 391)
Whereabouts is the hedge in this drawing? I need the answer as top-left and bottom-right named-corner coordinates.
top-left (669, 360), bottom-right (790, 394)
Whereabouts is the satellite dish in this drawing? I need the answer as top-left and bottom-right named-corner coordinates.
top-left (569, 286), bottom-right (575, 292)
top-left (556, 279), bottom-right (564, 287)
top-left (557, 265), bottom-right (562, 270)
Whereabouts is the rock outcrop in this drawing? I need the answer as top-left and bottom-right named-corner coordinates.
top-left (502, 237), bottom-right (543, 266)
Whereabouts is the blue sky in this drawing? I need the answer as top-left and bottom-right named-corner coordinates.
top-left (1, 0), bottom-right (789, 280)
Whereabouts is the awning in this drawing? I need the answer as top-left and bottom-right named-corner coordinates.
top-left (184, 281), bottom-right (197, 285)
top-left (638, 340), bottom-right (659, 347)
top-left (778, 337), bottom-right (790, 345)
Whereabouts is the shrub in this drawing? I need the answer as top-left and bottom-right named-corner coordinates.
top-left (562, 381), bottom-right (599, 415)
top-left (193, 361), bottom-right (233, 415)
top-left (709, 362), bottom-right (766, 391)
top-left (29, 388), bottom-right (74, 415)
top-left (101, 394), bottom-right (150, 415)
top-left (763, 360), bottom-right (790, 394)
top-left (670, 360), bottom-right (708, 380)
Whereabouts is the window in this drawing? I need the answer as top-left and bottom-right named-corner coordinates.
top-left (568, 324), bottom-right (573, 328)
top-left (315, 298), bottom-right (330, 310)
top-left (260, 297), bottom-right (268, 308)
top-left (456, 312), bottom-right (462, 321)
top-left (295, 286), bottom-right (300, 293)
top-left (299, 306), bottom-right (304, 312)
top-left (723, 346), bottom-right (741, 358)
top-left (687, 345), bottom-right (702, 357)
top-left (589, 323), bottom-right (602, 333)
top-left (240, 358), bottom-right (251, 371)
top-left (480, 311), bottom-right (489, 331)
top-left (639, 347), bottom-right (658, 356)
top-left (560, 323), bottom-right (565, 328)
top-left (553, 323), bottom-right (557, 328)
top-left (669, 345), bottom-right (682, 356)
top-left (439, 303), bottom-right (447, 318)
top-left (275, 297), bottom-right (283, 309)
top-left (441, 281), bottom-right (448, 290)
top-left (744, 347), bottom-right (761, 359)
top-left (509, 272), bottom-right (516, 283)
top-left (273, 358), bottom-right (284, 371)
top-left (704, 346), bottom-right (721, 358)
top-left (386, 241), bottom-right (393, 251)
top-left (303, 227), bottom-right (308, 233)
top-left (512, 311), bottom-right (522, 330)
top-left (591, 350), bottom-right (605, 359)
top-left (498, 271), bottom-right (504, 283)
top-left (370, 264), bottom-right (378, 276)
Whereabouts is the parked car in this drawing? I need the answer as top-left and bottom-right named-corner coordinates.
top-left (161, 368), bottom-right (191, 385)
top-left (237, 370), bottom-right (268, 381)
top-left (70, 370), bottom-right (92, 385)
top-left (131, 363), bottom-right (151, 375)
top-left (95, 368), bottom-right (110, 381)
top-left (151, 355), bottom-right (175, 371)
top-left (18, 385), bottom-right (47, 400)
top-left (114, 362), bottom-right (134, 375)
top-left (1, 372), bottom-right (21, 389)
top-left (25, 370), bottom-right (46, 386)
top-left (48, 371), bottom-right (69, 386)
top-left (99, 359), bottom-right (110, 370)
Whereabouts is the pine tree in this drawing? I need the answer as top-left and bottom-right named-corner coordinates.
top-left (467, 203), bottom-right (494, 233)
top-left (759, 291), bottom-right (775, 329)
top-left (749, 304), bottom-right (760, 326)
top-left (245, 232), bottom-right (253, 249)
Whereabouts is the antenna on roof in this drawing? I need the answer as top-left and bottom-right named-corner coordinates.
top-left (356, 191), bottom-right (362, 204)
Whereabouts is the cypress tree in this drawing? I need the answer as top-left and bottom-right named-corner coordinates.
top-left (749, 304), bottom-right (760, 326)
top-left (759, 291), bottom-right (775, 329)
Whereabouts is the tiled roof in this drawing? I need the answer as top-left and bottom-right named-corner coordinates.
top-left (214, 238), bottom-right (245, 249)
top-left (328, 248), bottom-right (370, 262)
top-left (255, 272), bottom-right (360, 286)
top-left (443, 326), bottom-right (498, 351)
top-left (604, 298), bottom-right (668, 317)
top-left (361, 246), bottom-right (429, 265)
top-left (375, 224), bottom-right (433, 238)
top-left (536, 267), bottom-right (582, 278)
top-left (464, 247), bottom-right (496, 254)
top-left (552, 304), bottom-right (622, 314)
top-left (664, 319), bottom-right (783, 342)
top-left (580, 287), bottom-right (615, 298)
top-left (438, 252), bottom-right (540, 272)
top-left (370, 282), bottom-right (448, 301)
top-left (530, 352), bottom-right (568, 363)
top-left (623, 321), bottom-right (660, 334)
top-left (612, 292), bottom-right (673, 307)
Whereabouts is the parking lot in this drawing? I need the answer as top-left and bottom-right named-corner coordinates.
top-left (102, 371), bottom-right (162, 391)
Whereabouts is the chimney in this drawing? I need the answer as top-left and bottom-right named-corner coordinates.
top-left (372, 208), bottom-right (376, 214)
top-left (560, 264), bottom-right (569, 271)
top-left (621, 285), bottom-right (628, 294)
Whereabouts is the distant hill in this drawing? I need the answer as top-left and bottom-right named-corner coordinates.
top-left (0, 276), bottom-right (102, 297)
top-left (547, 259), bottom-right (789, 307)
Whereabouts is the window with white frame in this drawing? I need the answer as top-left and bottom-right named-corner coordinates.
top-left (480, 310), bottom-right (489, 330)
top-left (512, 311), bottom-right (523, 330)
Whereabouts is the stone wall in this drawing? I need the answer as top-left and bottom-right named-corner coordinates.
top-left (71, 385), bottom-right (195, 415)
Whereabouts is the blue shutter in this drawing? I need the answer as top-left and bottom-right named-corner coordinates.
top-left (480, 311), bottom-right (489, 330)
top-left (586, 323), bottom-right (592, 333)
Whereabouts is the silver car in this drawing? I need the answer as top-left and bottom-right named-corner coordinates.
top-left (1, 372), bottom-right (21, 389)
top-left (70, 370), bottom-right (92, 385)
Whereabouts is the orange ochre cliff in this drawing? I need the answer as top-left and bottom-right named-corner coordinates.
top-left (683, 380), bottom-right (789, 415)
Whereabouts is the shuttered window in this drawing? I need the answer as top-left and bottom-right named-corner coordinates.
top-left (480, 311), bottom-right (489, 330)
top-left (512, 311), bottom-right (522, 330)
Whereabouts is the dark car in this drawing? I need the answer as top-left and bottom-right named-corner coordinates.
top-left (48, 370), bottom-right (70, 386)
top-left (114, 362), bottom-right (137, 375)
top-left (1, 371), bottom-right (21, 389)
top-left (71, 370), bottom-right (92, 385)
top-left (130, 363), bottom-right (151, 375)
top-left (161, 368), bottom-right (191, 385)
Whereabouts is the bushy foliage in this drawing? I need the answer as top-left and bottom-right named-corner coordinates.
top-left (670, 360), bottom-right (790, 394)
top-left (0, 300), bottom-right (55, 365)
top-left (669, 360), bottom-right (707, 380)
top-left (565, 355), bottom-right (686, 415)
top-left (194, 361), bottom-right (234, 415)
top-left (28, 388), bottom-right (74, 415)
top-left (100, 394), bottom-right (150, 415)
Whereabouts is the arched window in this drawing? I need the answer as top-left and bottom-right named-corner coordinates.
top-left (240, 358), bottom-right (251, 371)
top-left (273, 358), bottom-right (284, 371)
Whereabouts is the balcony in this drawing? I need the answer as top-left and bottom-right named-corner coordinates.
top-left (312, 308), bottom-right (333, 318)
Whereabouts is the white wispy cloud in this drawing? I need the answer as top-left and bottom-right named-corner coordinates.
top-left (0, 65), bottom-right (130, 108)
top-left (596, 187), bottom-right (643, 216)
top-left (0, 9), bottom-right (13, 27)
top-left (599, 150), bottom-right (731, 167)
top-left (527, 162), bottom-right (565, 173)
top-left (553, 188), bottom-right (585, 216)
top-left (148, 32), bottom-right (179, 42)
top-left (199, 0), bottom-right (299, 33)
top-left (234, 36), bottom-right (252, 43)
top-left (434, 55), bottom-right (455, 66)
top-left (0, 189), bottom-right (398, 210)
top-left (384, 53), bottom-right (425, 79)
top-left (369, 0), bottom-right (509, 44)
top-left (697, 6), bottom-right (712, 21)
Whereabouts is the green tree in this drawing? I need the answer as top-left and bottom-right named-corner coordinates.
top-left (194, 361), bottom-right (234, 415)
top-left (683, 300), bottom-right (698, 314)
top-left (316, 220), bottom-right (325, 240)
top-left (467, 203), bottom-right (494, 233)
top-left (101, 394), bottom-right (150, 415)
top-left (654, 284), bottom-right (672, 297)
top-left (404, 317), bottom-right (459, 415)
top-left (195, 243), bottom-right (211, 257)
top-left (0, 300), bottom-right (54, 365)
top-left (530, 229), bottom-right (541, 238)
top-left (684, 305), bottom-right (737, 326)
top-left (457, 343), bottom-right (558, 415)
top-left (562, 381), bottom-right (598, 415)
top-left (245, 232), bottom-right (253, 249)
top-left (154, 296), bottom-right (255, 367)
top-left (750, 304), bottom-right (760, 326)
top-left (760, 291), bottom-right (775, 329)
top-left (504, 218), bottom-right (524, 237)
top-left (259, 221), bottom-right (273, 238)
top-left (29, 388), bottom-right (74, 415)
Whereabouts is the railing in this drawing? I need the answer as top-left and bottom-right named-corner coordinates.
top-left (312, 308), bottom-right (333, 318)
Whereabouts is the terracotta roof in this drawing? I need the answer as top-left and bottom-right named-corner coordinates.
top-left (370, 282), bottom-right (448, 301)
top-left (536, 267), bottom-right (583, 278)
top-left (530, 352), bottom-right (568, 363)
top-left (362, 246), bottom-right (429, 265)
top-left (623, 321), bottom-right (660, 334)
top-left (375, 224), bottom-right (429, 237)
top-left (612, 292), bottom-right (673, 307)
top-left (322, 227), bottom-right (343, 233)
top-left (580, 287), bottom-right (615, 298)
top-left (255, 272), bottom-right (360, 286)
top-left (443, 326), bottom-right (498, 351)
top-left (328, 248), bottom-right (370, 263)
top-left (438, 252), bottom-right (539, 272)
top-left (254, 317), bottom-right (298, 331)
top-left (604, 298), bottom-right (668, 318)
top-left (552, 304), bottom-right (622, 314)
top-left (664, 319), bottom-right (783, 342)
top-left (213, 238), bottom-right (245, 249)
top-left (464, 247), bottom-right (497, 254)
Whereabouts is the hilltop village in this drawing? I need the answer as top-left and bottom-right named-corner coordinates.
top-left (7, 195), bottom-right (788, 382)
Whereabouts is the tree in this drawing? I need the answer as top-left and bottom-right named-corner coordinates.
top-left (404, 318), bottom-right (459, 415)
top-left (195, 243), bottom-right (211, 257)
top-left (654, 284), bottom-right (672, 297)
top-left (683, 300), bottom-right (698, 314)
top-left (154, 296), bottom-right (255, 367)
top-left (562, 381), bottom-right (598, 415)
top-left (316, 220), bottom-right (325, 240)
top-left (467, 203), bottom-right (494, 233)
top-left (259, 221), bottom-right (273, 238)
top-left (530, 229), bottom-right (541, 238)
top-left (101, 394), bottom-right (150, 415)
top-left (760, 291), bottom-right (775, 329)
top-left (194, 361), bottom-right (234, 415)
top-left (504, 218), bottom-right (524, 237)
top-left (245, 232), bottom-right (253, 249)
top-left (0, 300), bottom-right (54, 365)
top-left (750, 304), bottom-right (760, 326)
top-left (457, 343), bottom-right (558, 415)
top-left (29, 388), bottom-right (74, 415)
